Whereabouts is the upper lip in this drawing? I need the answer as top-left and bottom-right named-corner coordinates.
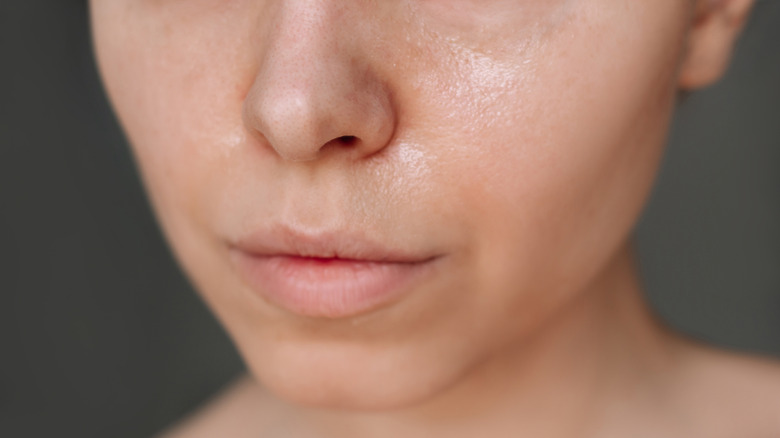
top-left (229, 224), bottom-right (433, 263)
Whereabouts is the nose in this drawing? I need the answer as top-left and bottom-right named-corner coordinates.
top-left (242, 2), bottom-right (396, 162)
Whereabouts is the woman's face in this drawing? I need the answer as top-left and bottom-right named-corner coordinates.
top-left (92, 0), bottom-right (692, 409)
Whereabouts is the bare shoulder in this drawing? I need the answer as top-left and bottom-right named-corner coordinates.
top-left (156, 374), bottom-right (284, 438)
top-left (670, 340), bottom-right (780, 437)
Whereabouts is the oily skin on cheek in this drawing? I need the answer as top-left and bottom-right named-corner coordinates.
top-left (406, 2), bottom-right (689, 370)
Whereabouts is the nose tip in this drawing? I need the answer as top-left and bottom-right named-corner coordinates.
top-left (241, 5), bottom-right (396, 163)
top-left (243, 89), bottom-right (331, 162)
top-left (243, 80), bottom-right (395, 162)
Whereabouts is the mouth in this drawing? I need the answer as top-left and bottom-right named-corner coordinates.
top-left (227, 226), bottom-right (440, 319)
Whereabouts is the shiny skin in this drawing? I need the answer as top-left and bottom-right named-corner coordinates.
top-left (91, 2), bottom-right (777, 436)
top-left (92, 0), bottom-right (687, 408)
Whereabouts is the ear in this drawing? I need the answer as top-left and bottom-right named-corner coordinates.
top-left (678, 0), bottom-right (756, 90)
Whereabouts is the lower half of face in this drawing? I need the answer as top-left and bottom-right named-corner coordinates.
top-left (92, 0), bottom-right (690, 409)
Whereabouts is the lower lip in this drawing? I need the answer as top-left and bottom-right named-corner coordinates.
top-left (229, 252), bottom-right (435, 318)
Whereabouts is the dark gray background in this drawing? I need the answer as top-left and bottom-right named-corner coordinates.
top-left (2, 1), bottom-right (778, 437)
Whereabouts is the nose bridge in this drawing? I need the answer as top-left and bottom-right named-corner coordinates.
top-left (243, 1), bottom-right (395, 163)
top-left (270, 1), bottom-right (340, 71)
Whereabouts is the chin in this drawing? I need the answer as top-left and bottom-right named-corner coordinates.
top-left (238, 337), bottom-right (473, 411)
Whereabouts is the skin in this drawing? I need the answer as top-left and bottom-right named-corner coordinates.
top-left (90, 0), bottom-right (780, 436)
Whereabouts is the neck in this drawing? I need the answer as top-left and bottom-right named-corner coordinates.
top-left (271, 243), bottom-right (678, 438)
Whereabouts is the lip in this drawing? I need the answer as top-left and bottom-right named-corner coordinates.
top-left (227, 226), bottom-right (439, 318)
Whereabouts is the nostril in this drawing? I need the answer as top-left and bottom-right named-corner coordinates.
top-left (317, 135), bottom-right (359, 158)
top-left (337, 135), bottom-right (358, 146)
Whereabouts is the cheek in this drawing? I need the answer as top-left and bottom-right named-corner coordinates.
top-left (415, 3), bottom-right (686, 309)
top-left (92, 2), bottom-right (257, 238)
